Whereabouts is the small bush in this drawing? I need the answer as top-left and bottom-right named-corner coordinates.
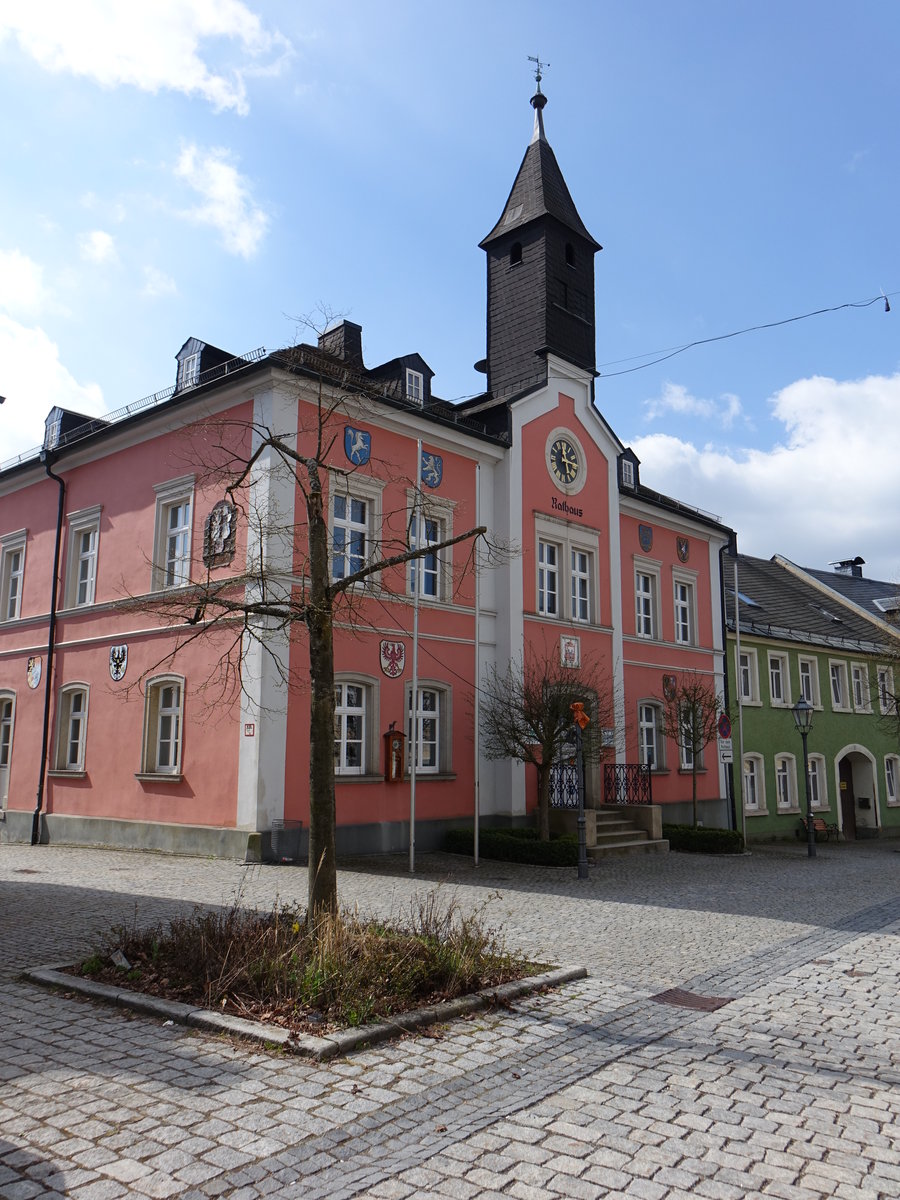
top-left (443, 826), bottom-right (578, 866)
top-left (78, 891), bottom-right (539, 1033)
top-left (663, 824), bottom-right (744, 854)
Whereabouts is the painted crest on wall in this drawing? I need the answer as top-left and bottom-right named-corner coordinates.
top-left (638, 524), bottom-right (653, 553)
top-left (26, 656), bottom-right (42, 689)
top-left (676, 536), bottom-right (690, 563)
top-left (380, 640), bottom-right (406, 678)
top-left (662, 673), bottom-right (677, 700)
top-left (203, 500), bottom-right (236, 569)
top-left (421, 451), bottom-right (443, 489)
top-left (109, 645), bottom-right (128, 682)
top-left (344, 426), bottom-right (371, 466)
top-left (560, 635), bottom-right (581, 669)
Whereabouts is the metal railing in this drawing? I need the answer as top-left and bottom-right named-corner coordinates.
top-left (603, 763), bottom-right (653, 805)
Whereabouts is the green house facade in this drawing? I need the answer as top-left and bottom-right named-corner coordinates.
top-left (726, 555), bottom-right (900, 843)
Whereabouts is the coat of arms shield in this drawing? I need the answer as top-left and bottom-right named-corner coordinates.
top-left (379, 640), bottom-right (406, 678)
top-left (676, 536), bottom-right (690, 563)
top-left (26, 656), bottom-right (42, 689)
top-left (344, 426), bottom-right (371, 466)
top-left (109, 644), bottom-right (128, 682)
top-left (638, 524), bottom-right (653, 553)
top-left (420, 451), bottom-right (443, 489)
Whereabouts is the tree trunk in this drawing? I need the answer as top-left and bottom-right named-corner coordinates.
top-left (692, 762), bottom-right (698, 828)
top-left (306, 473), bottom-right (337, 920)
top-left (537, 763), bottom-right (551, 841)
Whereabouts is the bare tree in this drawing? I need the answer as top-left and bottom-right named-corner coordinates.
top-left (127, 347), bottom-right (494, 921)
top-left (479, 643), bottom-right (615, 841)
top-left (656, 670), bottom-right (724, 828)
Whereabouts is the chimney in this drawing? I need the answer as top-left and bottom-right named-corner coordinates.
top-left (318, 321), bottom-right (364, 368)
top-left (831, 556), bottom-right (865, 579)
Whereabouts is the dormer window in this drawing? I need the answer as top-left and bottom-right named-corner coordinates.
top-left (510, 242), bottom-right (522, 266)
top-left (405, 369), bottom-right (424, 405)
top-left (177, 354), bottom-right (200, 390)
top-left (621, 459), bottom-right (635, 488)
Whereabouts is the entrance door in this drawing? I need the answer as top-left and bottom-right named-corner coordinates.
top-left (839, 758), bottom-right (856, 840)
top-left (0, 696), bottom-right (13, 808)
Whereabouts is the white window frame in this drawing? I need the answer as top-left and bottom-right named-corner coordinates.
top-left (178, 353), bottom-right (200, 389)
top-left (329, 472), bottom-right (384, 589)
top-left (673, 572), bottom-right (697, 646)
top-left (634, 561), bottom-right (660, 640)
top-left (742, 753), bottom-right (765, 813)
top-left (535, 515), bottom-right (599, 625)
top-left (407, 491), bottom-right (455, 602)
top-left (678, 703), bottom-right (702, 771)
top-left (829, 660), bottom-right (850, 711)
top-left (774, 753), bottom-right (798, 812)
top-left (768, 652), bottom-right (790, 707)
top-left (53, 684), bottom-right (89, 773)
top-left (850, 662), bottom-right (871, 712)
top-left (0, 691), bottom-right (15, 808)
top-left (153, 476), bottom-right (195, 591)
top-left (885, 755), bottom-right (900, 806)
top-left (877, 666), bottom-right (895, 716)
top-left (638, 702), bottom-right (663, 769)
top-left (65, 505), bottom-right (102, 608)
top-left (405, 369), bottom-right (424, 404)
top-left (406, 681), bottom-right (450, 775)
top-left (798, 656), bottom-right (820, 707)
top-left (737, 646), bottom-right (760, 704)
top-left (620, 459), bottom-right (635, 488)
top-left (807, 753), bottom-right (828, 811)
top-left (334, 680), bottom-right (368, 776)
top-left (0, 530), bottom-right (27, 622)
top-left (139, 676), bottom-right (185, 778)
top-left (537, 538), bottom-right (560, 617)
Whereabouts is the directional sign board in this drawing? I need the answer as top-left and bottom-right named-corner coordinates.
top-left (718, 737), bottom-right (733, 763)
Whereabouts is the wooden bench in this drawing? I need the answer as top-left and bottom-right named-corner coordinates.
top-left (799, 816), bottom-right (840, 841)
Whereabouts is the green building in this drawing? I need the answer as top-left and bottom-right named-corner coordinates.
top-left (725, 555), bottom-right (900, 843)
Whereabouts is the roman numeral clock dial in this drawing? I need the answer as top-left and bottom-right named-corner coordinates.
top-left (549, 437), bottom-right (579, 485)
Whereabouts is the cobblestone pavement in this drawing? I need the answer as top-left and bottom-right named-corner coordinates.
top-left (1, 841), bottom-right (898, 1199)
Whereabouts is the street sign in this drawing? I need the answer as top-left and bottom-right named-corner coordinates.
top-left (718, 713), bottom-right (732, 739)
top-left (718, 737), bottom-right (733, 763)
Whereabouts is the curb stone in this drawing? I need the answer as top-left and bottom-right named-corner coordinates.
top-left (22, 963), bottom-right (588, 1060)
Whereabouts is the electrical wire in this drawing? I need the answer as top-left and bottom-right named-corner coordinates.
top-left (596, 291), bottom-right (896, 378)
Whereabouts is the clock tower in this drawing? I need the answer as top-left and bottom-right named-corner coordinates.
top-left (479, 84), bottom-right (601, 403)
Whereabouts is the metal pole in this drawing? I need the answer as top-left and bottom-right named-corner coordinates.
top-left (410, 438), bottom-right (421, 874)
top-left (574, 722), bottom-right (588, 879)
top-left (473, 462), bottom-right (480, 868)
top-left (801, 729), bottom-right (816, 859)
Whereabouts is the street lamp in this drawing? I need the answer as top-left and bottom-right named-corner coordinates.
top-left (791, 697), bottom-right (816, 859)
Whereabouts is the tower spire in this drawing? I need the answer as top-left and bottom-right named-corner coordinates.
top-left (527, 55), bottom-right (549, 143)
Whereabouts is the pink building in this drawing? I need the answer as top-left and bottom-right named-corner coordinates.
top-left (0, 88), bottom-right (733, 857)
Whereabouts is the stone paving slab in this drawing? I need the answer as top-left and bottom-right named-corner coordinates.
top-left (1, 840), bottom-right (898, 1198)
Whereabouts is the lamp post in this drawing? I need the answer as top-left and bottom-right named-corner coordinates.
top-left (571, 702), bottom-right (590, 880)
top-left (791, 697), bottom-right (816, 859)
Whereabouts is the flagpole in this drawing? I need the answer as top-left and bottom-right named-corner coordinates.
top-left (410, 438), bottom-right (421, 874)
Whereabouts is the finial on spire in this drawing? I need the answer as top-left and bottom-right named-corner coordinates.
top-left (527, 55), bottom-right (549, 142)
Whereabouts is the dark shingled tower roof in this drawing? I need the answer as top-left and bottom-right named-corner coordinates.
top-left (480, 91), bottom-right (600, 251)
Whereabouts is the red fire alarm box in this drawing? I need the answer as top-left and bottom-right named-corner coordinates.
top-left (384, 729), bottom-right (406, 783)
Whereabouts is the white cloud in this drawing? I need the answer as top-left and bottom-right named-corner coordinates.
top-left (80, 230), bottom-right (118, 264)
top-left (0, 315), bottom-right (104, 464)
top-left (629, 372), bottom-right (900, 582)
top-left (141, 266), bottom-right (177, 298)
top-left (174, 144), bottom-right (269, 258)
top-left (644, 381), bottom-right (743, 428)
top-left (0, 250), bottom-right (46, 316)
top-left (0, 1), bottom-right (291, 115)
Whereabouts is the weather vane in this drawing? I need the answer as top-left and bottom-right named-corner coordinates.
top-left (528, 55), bottom-right (549, 92)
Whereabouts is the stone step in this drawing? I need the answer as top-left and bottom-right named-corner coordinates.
top-left (594, 828), bottom-right (651, 847)
top-left (588, 838), bottom-right (670, 859)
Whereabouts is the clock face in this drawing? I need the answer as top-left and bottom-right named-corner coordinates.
top-left (549, 437), bottom-right (579, 485)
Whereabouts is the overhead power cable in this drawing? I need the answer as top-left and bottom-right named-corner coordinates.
top-left (596, 290), bottom-right (895, 379)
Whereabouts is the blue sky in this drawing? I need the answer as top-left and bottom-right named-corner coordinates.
top-left (1, 2), bottom-right (898, 578)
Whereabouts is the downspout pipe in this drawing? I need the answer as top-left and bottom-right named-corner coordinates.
top-left (31, 450), bottom-right (65, 845)
top-left (719, 534), bottom-right (738, 833)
